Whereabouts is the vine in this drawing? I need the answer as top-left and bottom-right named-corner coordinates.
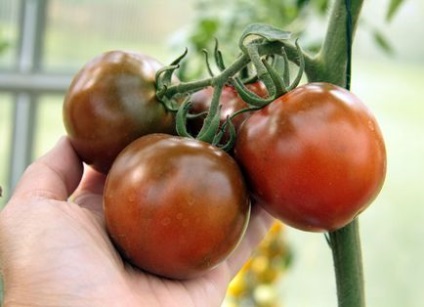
top-left (156, 23), bottom-right (305, 147)
top-left (157, 0), bottom-right (368, 306)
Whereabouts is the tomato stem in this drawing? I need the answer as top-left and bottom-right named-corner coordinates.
top-left (328, 219), bottom-right (366, 307)
top-left (160, 39), bottom-right (308, 101)
top-left (308, 0), bottom-right (364, 85)
top-left (319, 1), bottom-right (366, 307)
top-left (161, 53), bottom-right (251, 99)
top-left (160, 38), bottom-right (306, 146)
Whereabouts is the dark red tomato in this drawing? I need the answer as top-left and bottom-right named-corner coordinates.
top-left (63, 50), bottom-right (178, 174)
top-left (103, 133), bottom-right (250, 279)
top-left (234, 82), bottom-right (386, 232)
top-left (187, 82), bottom-right (268, 141)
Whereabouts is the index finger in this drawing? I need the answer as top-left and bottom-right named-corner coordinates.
top-left (11, 137), bottom-right (83, 202)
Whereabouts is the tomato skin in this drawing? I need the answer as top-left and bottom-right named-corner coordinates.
top-left (63, 50), bottom-right (177, 174)
top-left (234, 82), bottom-right (386, 232)
top-left (103, 134), bottom-right (250, 279)
top-left (188, 82), bottom-right (268, 140)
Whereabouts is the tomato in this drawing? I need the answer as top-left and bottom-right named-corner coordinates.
top-left (63, 50), bottom-right (178, 174)
top-left (234, 82), bottom-right (386, 232)
top-left (103, 133), bottom-right (250, 279)
top-left (187, 82), bottom-right (268, 141)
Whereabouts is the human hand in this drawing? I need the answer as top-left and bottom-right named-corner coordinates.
top-left (0, 137), bottom-right (274, 307)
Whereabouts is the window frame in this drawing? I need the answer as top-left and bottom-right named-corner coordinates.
top-left (0, 0), bottom-right (73, 198)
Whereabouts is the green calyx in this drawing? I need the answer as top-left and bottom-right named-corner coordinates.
top-left (155, 23), bottom-right (306, 151)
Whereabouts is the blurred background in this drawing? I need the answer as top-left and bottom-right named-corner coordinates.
top-left (1, 0), bottom-right (423, 306)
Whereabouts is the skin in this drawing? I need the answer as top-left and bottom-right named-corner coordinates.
top-left (0, 137), bottom-right (273, 307)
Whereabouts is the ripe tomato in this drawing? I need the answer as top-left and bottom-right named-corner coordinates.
top-left (187, 82), bottom-right (268, 141)
top-left (234, 82), bottom-right (386, 232)
top-left (63, 50), bottom-right (178, 174)
top-left (103, 134), bottom-right (250, 279)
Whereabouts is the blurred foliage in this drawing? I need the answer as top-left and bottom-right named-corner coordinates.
top-left (386, 0), bottom-right (405, 21)
top-left (223, 222), bottom-right (292, 307)
top-left (173, 0), bottom-right (403, 79)
top-left (184, 0), bottom-right (329, 52)
top-left (372, 29), bottom-right (393, 54)
top-left (0, 30), bottom-right (9, 55)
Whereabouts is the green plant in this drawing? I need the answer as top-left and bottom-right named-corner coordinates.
top-left (154, 1), bottom-right (388, 305)
top-left (186, 81), bottom-right (268, 142)
top-left (0, 30), bottom-right (9, 55)
top-left (61, 0), bottom-right (399, 304)
top-left (174, 0), bottom-right (401, 80)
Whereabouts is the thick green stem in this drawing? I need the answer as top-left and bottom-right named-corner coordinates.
top-left (316, 1), bottom-right (366, 307)
top-left (308, 0), bottom-right (364, 85)
top-left (329, 219), bottom-right (365, 307)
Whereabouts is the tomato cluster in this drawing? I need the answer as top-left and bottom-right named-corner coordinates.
top-left (63, 50), bottom-right (386, 279)
top-left (63, 50), bottom-right (251, 279)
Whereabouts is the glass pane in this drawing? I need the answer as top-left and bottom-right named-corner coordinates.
top-left (32, 94), bottom-right (66, 160)
top-left (0, 0), bottom-right (20, 70)
top-left (43, 0), bottom-right (194, 72)
top-left (0, 94), bottom-right (13, 209)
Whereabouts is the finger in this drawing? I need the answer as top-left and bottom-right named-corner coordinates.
top-left (224, 205), bottom-right (275, 277)
top-left (74, 165), bottom-right (106, 196)
top-left (71, 166), bottom-right (107, 214)
top-left (12, 137), bottom-right (83, 202)
top-left (182, 205), bottom-right (274, 299)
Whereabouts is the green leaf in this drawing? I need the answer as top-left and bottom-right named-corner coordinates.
top-left (296, 0), bottom-right (309, 9)
top-left (190, 18), bottom-right (219, 50)
top-left (296, 0), bottom-right (328, 14)
top-left (239, 23), bottom-right (291, 50)
top-left (373, 30), bottom-right (393, 54)
top-left (0, 42), bottom-right (8, 54)
top-left (386, 0), bottom-right (404, 22)
top-left (315, 0), bottom-right (329, 14)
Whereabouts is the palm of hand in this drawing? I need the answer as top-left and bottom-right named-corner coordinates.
top-left (0, 138), bottom-right (273, 307)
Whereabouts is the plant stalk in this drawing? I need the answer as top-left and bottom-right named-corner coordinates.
top-left (309, 0), bottom-right (364, 86)
top-left (329, 219), bottom-right (366, 307)
top-left (317, 1), bottom-right (366, 307)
